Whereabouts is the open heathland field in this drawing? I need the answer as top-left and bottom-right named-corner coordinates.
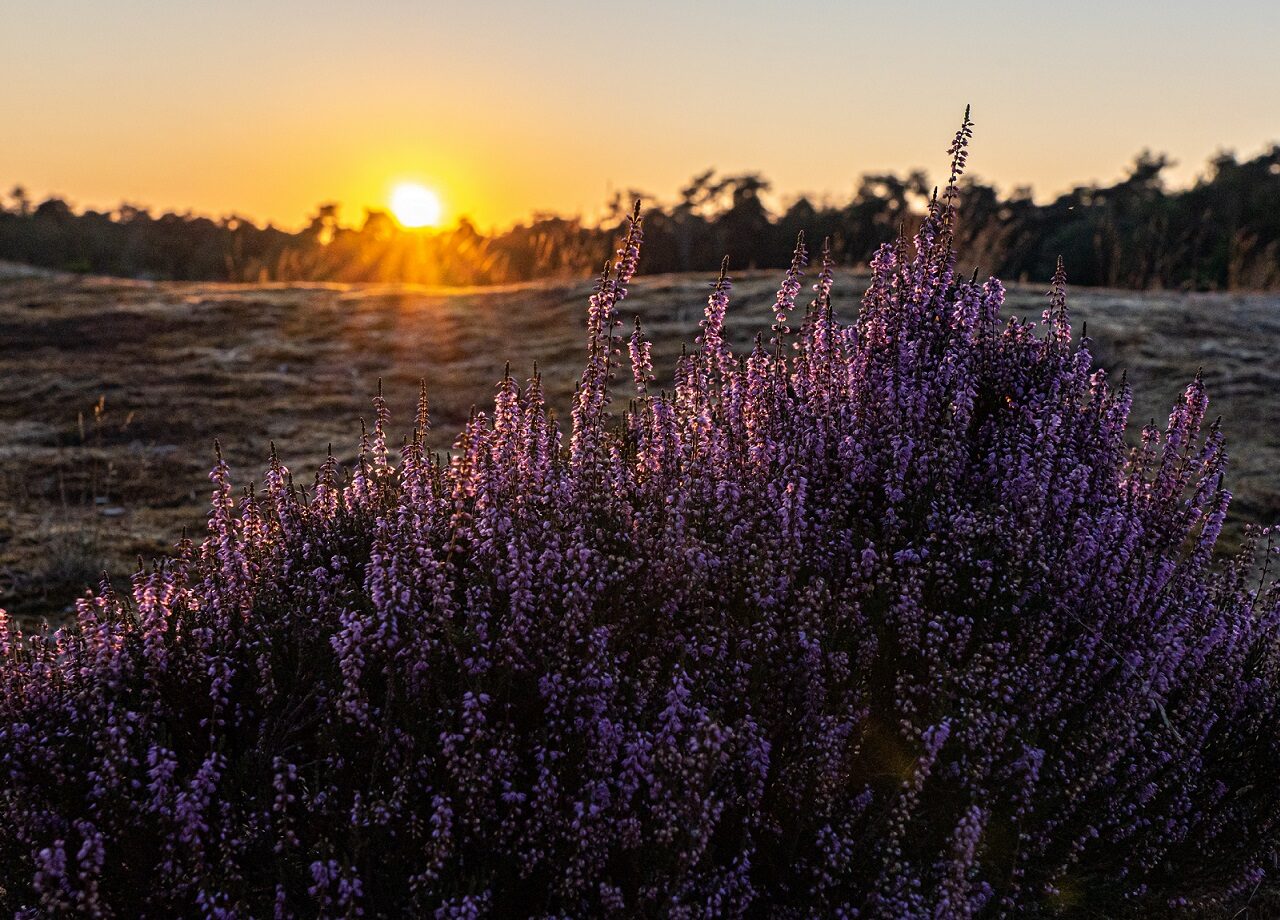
top-left (1, 266), bottom-right (1278, 623)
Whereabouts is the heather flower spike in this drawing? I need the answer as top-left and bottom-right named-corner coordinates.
top-left (1, 112), bottom-right (1278, 918)
top-left (770, 231), bottom-right (808, 347)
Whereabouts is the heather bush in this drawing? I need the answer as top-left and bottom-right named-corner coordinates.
top-left (3, 116), bottom-right (1280, 918)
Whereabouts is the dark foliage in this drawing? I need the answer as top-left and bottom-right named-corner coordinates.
top-left (4, 142), bottom-right (1280, 289)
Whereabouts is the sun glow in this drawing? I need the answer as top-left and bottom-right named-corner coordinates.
top-left (389, 182), bottom-right (443, 228)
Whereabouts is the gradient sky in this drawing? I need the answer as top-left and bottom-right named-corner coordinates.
top-left (3, 0), bottom-right (1277, 231)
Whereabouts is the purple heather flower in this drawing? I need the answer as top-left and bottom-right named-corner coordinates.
top-left (1, 114), bottom-right (1277, 918)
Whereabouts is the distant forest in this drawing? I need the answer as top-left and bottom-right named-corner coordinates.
top-left (3, 147), bottom-right (1280, 289)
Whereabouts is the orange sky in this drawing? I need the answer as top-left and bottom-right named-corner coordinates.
top-left (3, 0), bottom-right (1278, 232)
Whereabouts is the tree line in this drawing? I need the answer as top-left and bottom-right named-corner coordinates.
top-left (2, 146), bottom-right (1279, 289)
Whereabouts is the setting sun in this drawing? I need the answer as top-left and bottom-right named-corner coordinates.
top-left (389, 182), bottom-right (443, 228)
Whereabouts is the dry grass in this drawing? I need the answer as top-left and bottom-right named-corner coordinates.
top-left (1, 270), bottom-right (1277, 623)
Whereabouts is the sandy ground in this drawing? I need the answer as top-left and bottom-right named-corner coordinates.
top-left (1, 268), bottom-right (1277, 623)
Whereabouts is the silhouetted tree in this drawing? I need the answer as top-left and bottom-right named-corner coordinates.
top-left (4, 146), bottom-right (1280, 288)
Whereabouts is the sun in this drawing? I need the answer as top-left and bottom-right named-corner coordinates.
top-left (389, 182), bottom-right (443, 228)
